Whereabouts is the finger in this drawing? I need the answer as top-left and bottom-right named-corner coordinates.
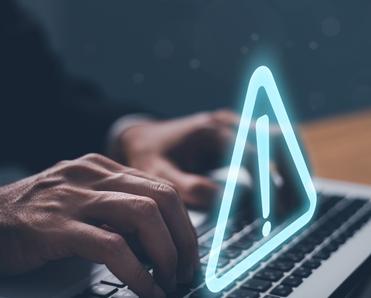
top-left (198, 125), bottom-right (235, 151)
top-left (81, 153), bottom-right (178, 191)
top-left (67, 221), bottom-right (165, 298)
top-left (90, 174), bottom-right (198, 283)
top-left (164, 110), bottom-right (236, 142)
top-left (216, 126), bottom-right (238, 160)
top-left (153, 158), bottom-right (220, 209)
top-left (211, 109), bottom-right (240, 127)
top-left (123, 173), bottom-right (199, 269)
top-left (187, 125), bottom-right (236, 170)
top-left (81, 153), bottom-right (125, 172)
top-left (124, 167), bottom-right (176, 189)
top-left (84, 192), bottom-right (178, 292)
top-left (78, 154), bottom-right (177, 194)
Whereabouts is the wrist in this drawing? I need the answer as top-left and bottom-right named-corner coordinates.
top-left (107, 115), bottom-right (154, 163)
top-left (118, 122), bottom-right (155, 167)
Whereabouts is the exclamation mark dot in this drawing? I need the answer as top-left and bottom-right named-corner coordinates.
top-left (256, 114), bottom-right (271, 237)
top-left (262, 221), bottom-right (271, 237)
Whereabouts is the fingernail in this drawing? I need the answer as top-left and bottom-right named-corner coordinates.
top-left (153, 285), bottom-right (166, 298)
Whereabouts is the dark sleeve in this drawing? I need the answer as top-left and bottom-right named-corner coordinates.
top-left (0, 1), bottom-right (141, 172)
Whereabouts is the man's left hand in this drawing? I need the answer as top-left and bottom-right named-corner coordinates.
top-left (119, 110), bottom-right (239, 208)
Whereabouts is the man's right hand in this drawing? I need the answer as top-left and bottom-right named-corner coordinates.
top-left (0, 153), bottom-right (198, 298)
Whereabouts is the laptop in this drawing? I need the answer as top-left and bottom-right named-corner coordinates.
top-left (1, 169), bottom-right (371, 298)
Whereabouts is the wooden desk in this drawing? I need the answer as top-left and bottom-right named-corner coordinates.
top-left (301, 110), bottom-right (371, 185)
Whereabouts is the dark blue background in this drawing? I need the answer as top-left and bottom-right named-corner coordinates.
top-left (19, 0), bottom-right (371, 122)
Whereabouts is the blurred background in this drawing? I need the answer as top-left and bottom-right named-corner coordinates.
top-left (18, 0), bottom-right (371, 121)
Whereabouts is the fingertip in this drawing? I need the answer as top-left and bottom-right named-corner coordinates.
top-left (213, 109), bottom-right (240, 125)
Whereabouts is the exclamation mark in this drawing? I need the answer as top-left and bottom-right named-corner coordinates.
top-left (256, 114), bottom-right (271, 237)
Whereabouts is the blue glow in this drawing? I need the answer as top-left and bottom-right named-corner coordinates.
top-left (262, 221), bottom-right (271, 237)
top-left (205, 65), bottom-right (317, 293)
top-left (256, 114), bottom-right (271, 237)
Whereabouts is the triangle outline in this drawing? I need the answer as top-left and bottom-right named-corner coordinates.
top-left (205, 66), bottom-right (317, 293)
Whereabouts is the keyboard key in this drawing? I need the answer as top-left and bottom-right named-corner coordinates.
top-left (292, 266), bottom-right (312, 278)
top-left (270, 284), bottom-right (292, 297)
top-left (101, 274), bottom-right (125, 288)
top-left (267, 260), bottom-right (294, 272)
top-left (199, 246), bottom-right (209, 258)
top-left (87, 283), bottom-right (118, 297)
top-left (280, 251), bottom-right (304, 263)
top-left (227, 288), bottom-right (259, 298)
top-left (111, 289), bottom-right (138, 297)
top-left (303, 259), bottom-right (321, 270)
top-left (227, 222), bottom-right (244, 233)
top-left (200, 264), bottom-right (207, 275)
top-left (223, 231), bottom-right (235, 240)
top-left (200, 238), bottom-right (213, 248)
top-left (255, 269), bottom-right (283, 282)
top-left (323, 241), bottom-right (339, 253)
top-left (236, 270), bottom-right (250, 282)
top-left (313, 249), bottom-right (330, 260)
top-left (282, 275), bottom-right (302, 287)
top-left (231, 239), bottom-right (254, 250)
top-left (241, 278), bottom-right (271, 292)
top-left (333, 234), bottom-right (346, 245)
top-left (343, 229), bottom-right (355, 238)
top-left (305, 235), bottom-right (323, 245)
top-left (240, 230), bottom-right (262, 242)
top-left (223, 281), bottom-right (238, 292)
top-left (291, 242), bottom-right (315, 254)
top-left (222, 247), bottom-right (241, 259)
top-left (217, 256), bottom-right (229, 268)
top-left (190, 286), bottom-right (222, 298)
top-left (200, 258), bottom-right (208, 265)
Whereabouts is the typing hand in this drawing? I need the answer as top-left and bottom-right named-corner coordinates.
top-left (120, 110), bottom-right (239, 208)
top-left (0, 154), bottom-right (197, 298)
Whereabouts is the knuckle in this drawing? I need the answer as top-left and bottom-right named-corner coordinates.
top-left (104, 234), bottom-right (127, 255)
top-left (52, 184), bottom-right (76, 196)
top-left (201, 112), bottom-right (216, 125)
top-left (81, 153), bottom-right (114, 165)
top-left (81, 153), bottom-right (103, 162)
top-left (152, 183), bottom-right (179, 201)
top-left (59, 160), bottom-right (88, 174)
top-left (32, 177), bottom-right (65, 192)
top-left (133, 266), bottom-right (154, 293)
top-left (58, 160), bottom-right (106, 181)
top-left (55, 159), bottom-right (71, 168)
top-left (135, 197), bottom-right (160, 219)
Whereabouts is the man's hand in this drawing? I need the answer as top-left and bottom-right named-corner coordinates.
top-left (0, 154), bottom-right (198, 298)
top-left (119, 110), bottom-right (308, 211)
top-left (120, 110), bottom-right (239, 208)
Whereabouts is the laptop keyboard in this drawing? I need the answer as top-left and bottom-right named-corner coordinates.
top-left (75, 194), bottom-right (371, 298)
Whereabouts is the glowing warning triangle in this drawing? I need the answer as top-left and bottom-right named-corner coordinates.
top-left (205, 66), bottom-right (317, 293)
